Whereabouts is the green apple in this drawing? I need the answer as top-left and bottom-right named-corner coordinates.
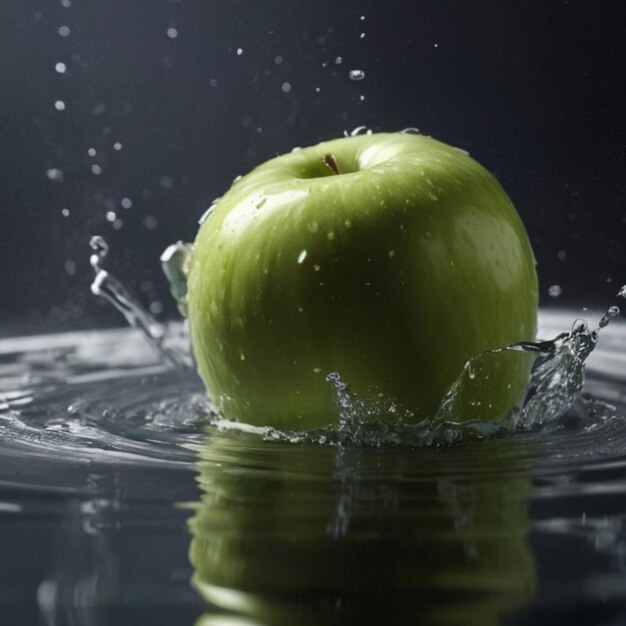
top-left (187, 132), bottom-right (538, 428)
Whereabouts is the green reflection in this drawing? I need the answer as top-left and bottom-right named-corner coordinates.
top-left (189, 431), bottom-right (535, 625)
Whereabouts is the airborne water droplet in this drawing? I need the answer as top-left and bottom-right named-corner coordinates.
top-left (348, 69), bottom-right (365, 81)
top-left (46, 168), bottom-right (64, 182)
top-left (598, 305), bottom-right (621, 329)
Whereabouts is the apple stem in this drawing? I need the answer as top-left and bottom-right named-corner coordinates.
top-left (323, 153), bottom-right (341, 175)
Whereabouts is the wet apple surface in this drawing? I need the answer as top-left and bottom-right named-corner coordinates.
top-left (187, 132), bottom-right (539, 428)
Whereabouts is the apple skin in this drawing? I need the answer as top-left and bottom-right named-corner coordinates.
top-left (187, 132), bottom-right (538, 428)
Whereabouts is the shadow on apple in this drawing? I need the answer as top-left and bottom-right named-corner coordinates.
top-left (188, 431), bottom-right (536, 625)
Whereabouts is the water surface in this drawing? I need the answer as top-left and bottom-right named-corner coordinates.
top-left (1, 310), bottom-right (626, 625)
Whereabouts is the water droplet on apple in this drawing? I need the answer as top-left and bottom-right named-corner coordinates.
top-left (199, 202), bottom-right (219, 225)
top-left (297, 250), bottom-right (307, 264)
top-left (400, 127), bottom-right (420, 135)
top-left (344, 125), bottom-right (368, 137)
top-left (313, 264), bottom-right (320, 272)
top-left (465, 362), bottom-right (476, 380)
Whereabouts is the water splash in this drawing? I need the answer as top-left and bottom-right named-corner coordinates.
top-left (89, 236), bottom-right (192, 369)
top-left (160, 241), bottom-right (193, 317)
top-left (510, 292), bottom-right (622, 429)
top-left (599, 305), bottom-right (621, 329)
top-left (511, 320), bottom-right (598, 429)
top-left (319, 293), bottom-right (626, 447)
top-left (88, 232), bottom-right (624, 450)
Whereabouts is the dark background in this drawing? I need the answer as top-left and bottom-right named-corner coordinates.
top-left (0, 0), bottom-right (625, 336)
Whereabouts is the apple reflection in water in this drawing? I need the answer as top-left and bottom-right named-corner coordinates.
top-left (188, 432), bottom-right (536, 626)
